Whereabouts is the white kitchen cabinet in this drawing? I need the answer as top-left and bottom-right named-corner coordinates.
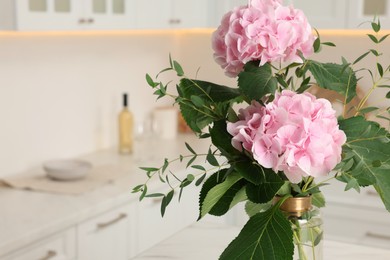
top-left (77, 203), bottom-right (136, 260)
top-left (135, 0), bottom-right (210, 29)
top-left (211, 0), bottom-right (248, 27)
top-left (285, 0), bottom-right (348, 29)
top-left (2, 0), bottom-right (135, 31)
top-left (2, 228), bottom-right (76, 260)
top-left (136, 186), bottom-right (199, 253)
top-left (347, 0), bottom-right (390, 29)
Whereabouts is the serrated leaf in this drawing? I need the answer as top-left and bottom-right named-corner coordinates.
top-left (235, 160), bottom-right (266, 185)
top-left (245, 201), bottom-right (272, 217)
top-left (246, 173), bottom-right (284, 204)
top-left (190, 95), bottom-right (205, 108)
top-left (210, 120), bottom-right (241, 158)
top-left (339, 116), bottom-right (390, 211)
top-left (238, 61), bottom-right (278, 101)
top-left (220, 206), bottom-right (293, 260)
top-left (200, 172), bottom-right (242, 219)
top-left (308, 60), bottom-right (357, 103)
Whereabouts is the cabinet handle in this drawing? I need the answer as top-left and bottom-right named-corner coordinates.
top-left (78, 18), bottom-right (86, 24)
top-left (169, 19), bottom-right (181, 25)
top-left (39, 250), bottom-right (57, 260)
top-left (96, 213), bottom-right (127, 229)
top-left (87, 18), bottom-right (94, 24)
top-left (366, 190), bottom-right (379, 197)
top-left (365, 232), bottom-right (390, 241)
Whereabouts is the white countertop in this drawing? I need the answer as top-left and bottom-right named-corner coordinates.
top-left (0, 134), bottom-right (209, 257)
top-left (134, 222), bottom-right (390, 260)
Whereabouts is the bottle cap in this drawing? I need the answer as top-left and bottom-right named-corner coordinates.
top-left (123, 93), bottom-right (128, 107)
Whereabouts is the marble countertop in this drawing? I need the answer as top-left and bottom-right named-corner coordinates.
top-left (134, 222), bottom-right (390, 260)
top-left (0, 134), bottom-right (209, 257)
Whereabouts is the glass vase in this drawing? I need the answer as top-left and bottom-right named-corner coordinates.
top-left (280, 196), bottom-right (323, 260)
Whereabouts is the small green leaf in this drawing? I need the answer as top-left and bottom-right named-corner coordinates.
top-left (377, 63), bottom-right (384, 77)
top-left (353, 51), bottom-right (370, 65)
top-left (206, 149), bottom-right (219, 166)
top-left (160, 190), bottom-right (174, 217)
top-left (367, 34), bottom-right (379, 43)
top-left (162, 159), bottom-right (169, 173)
top-left (185, 142), bottom-right (196, 154)
top-left (358, 106), bottom-right (379, 115)
top-left (379, 34), bottom-right (390, 43)
top-left (371, 21), bottom-right (380, 32)
top-left (191, 165), bottom-right (206, 171)
top-left (145, 193), bottom-right (164, 198)
top-left (140, 185), bottom-right (148, 201)
top-left (186, 155), bottom-right (197, 168)
top-left (370, 49), bottom-right (380, 56)
top-left (386, 91), bottom-right (390, 99)
top-left (132, 184), bottom-right (144, 192)
top-left (139, 167), bottom-right (159, 172)
top-left (195, 173), bottom-right (207, 186)
top-left (187, 174), bottom-right (195, 182)
top-left (313, 37), bottom-right (321, 52)
top-left (145, 73), bottom-right (158, 88)
top-left (345, 178), bottom-right (360, 192)
top-left (321, 42), bottom-right (336, 47)
top-left (173, 60), bottom-right (184, 76)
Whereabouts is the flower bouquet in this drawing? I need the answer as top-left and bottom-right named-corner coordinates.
top-left (133, 0), bottom-right (390, 259)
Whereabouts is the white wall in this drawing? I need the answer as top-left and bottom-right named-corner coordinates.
top-left (0, 29), bottom-right (388, 177)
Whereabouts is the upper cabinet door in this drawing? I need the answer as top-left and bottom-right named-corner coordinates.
top-left (285, 0), bottom-right (348, 29)
top-left (15, 0), bottom-right (82, 30)
top-left (347, 0), bottom-right (390, 29)
top-left (83, 0), bottom-right (135, 29)
top-left (135, 0), bottom-right (172, 29)
top-left (171, 0), bottom-right (209, 28)
top-left (14, 0), bottom-right (135, 30)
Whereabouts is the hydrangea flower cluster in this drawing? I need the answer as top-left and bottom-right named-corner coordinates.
top-left (212, 0), bottom-right (315, 77)
top-left (227, 90), bottom-right (346, 183)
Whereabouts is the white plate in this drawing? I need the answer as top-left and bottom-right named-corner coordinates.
top-left (43, 159), bottom-right (92, 181)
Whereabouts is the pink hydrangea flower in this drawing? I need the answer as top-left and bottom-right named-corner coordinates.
top-left (227, 90), bottom-right (346, 183)
top-left (212, 0), bottom-right (315, 77)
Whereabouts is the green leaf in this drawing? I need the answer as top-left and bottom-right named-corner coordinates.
top-left (245, 201), bottom-right (272, 217)
top-left (321, 42), bottom-right (336, 47)
top-left (145, 193), bottom-right (164, 198)
top-left (313, 37), bottom-right (321, 52)
top-left (209, 180), bottom-right (245, 216)
top-left (379, 34), bottom-right (390, 43)
top-left (246, 173), bottom-right (284, 204)
top-left (387, 91), bottom-right (390, 99)
top-left (190, 95), bottom-right (205, 108)
top-left (377, 63), bottom-right (384, 77)
top-left (160, 190), bottom-right (174, 217)
top-left (235, 161), bottom-right (267, 185)
top-left (311, 192), bottom-right (326, 208)
top-left (210, 120), bottom-right (241, 158)
top-left (220, 206), bottom-right (293, 260)
top-left (206, 148), bottom-right (219, 166)
top-left (198, 170), bottom-right (227, 219)
top-left (371, 22), bottom-right (381, 33)
top-left (308, 60), bottom-right (357, 103)
top-left (191, 165), bottom-right (206, 171)
top-left (185, 142), bottom-right (196, 154)
top-left (358, 106), bottom-right (379, 115)
top-left (339, 116), bottom-right (390, 211)
top-left (238, 61), bottom-right (278, 101)
top-left (353, 51), bottom-right (370, 65)
top-left (145, 73), bottom-right (158, 88)
top-left (367, 34), bottom-right (379, 43)
top-left (173, 60), bottom-right (184, 76)
top-left (200, 172), bottom-right (243, 219)
top-left (195, 173), bottom-right (207, 186)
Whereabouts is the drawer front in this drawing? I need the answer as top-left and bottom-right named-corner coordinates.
top-left (77, 203), bottom-right (135, 260)
top-left (2, 228), bottom-right (76, 260)
top-left (323, 203), bottom-right (390, 249)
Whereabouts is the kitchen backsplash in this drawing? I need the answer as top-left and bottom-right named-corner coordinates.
top-left (0, 29), bottom-right (388, 178)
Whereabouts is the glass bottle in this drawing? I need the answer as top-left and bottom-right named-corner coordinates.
top-left (279, 196), bottom-right (323, 260)
top-left (118, 93), bottom-right (134, 154)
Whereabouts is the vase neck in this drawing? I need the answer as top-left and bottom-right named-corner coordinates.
top-left (274, 196), bottom-right (312, 218)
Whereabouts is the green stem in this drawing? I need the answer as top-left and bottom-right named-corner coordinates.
top-left (293, 220), bottom-right (308, 260)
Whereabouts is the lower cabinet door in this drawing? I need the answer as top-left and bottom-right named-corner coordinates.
top-left (77, 203), bottom-right (135, 260)
top-left (2, 228), bottom-right (76, 260)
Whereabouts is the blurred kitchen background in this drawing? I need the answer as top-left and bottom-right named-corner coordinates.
top-left (0, 0), bottom-right (390, 259)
